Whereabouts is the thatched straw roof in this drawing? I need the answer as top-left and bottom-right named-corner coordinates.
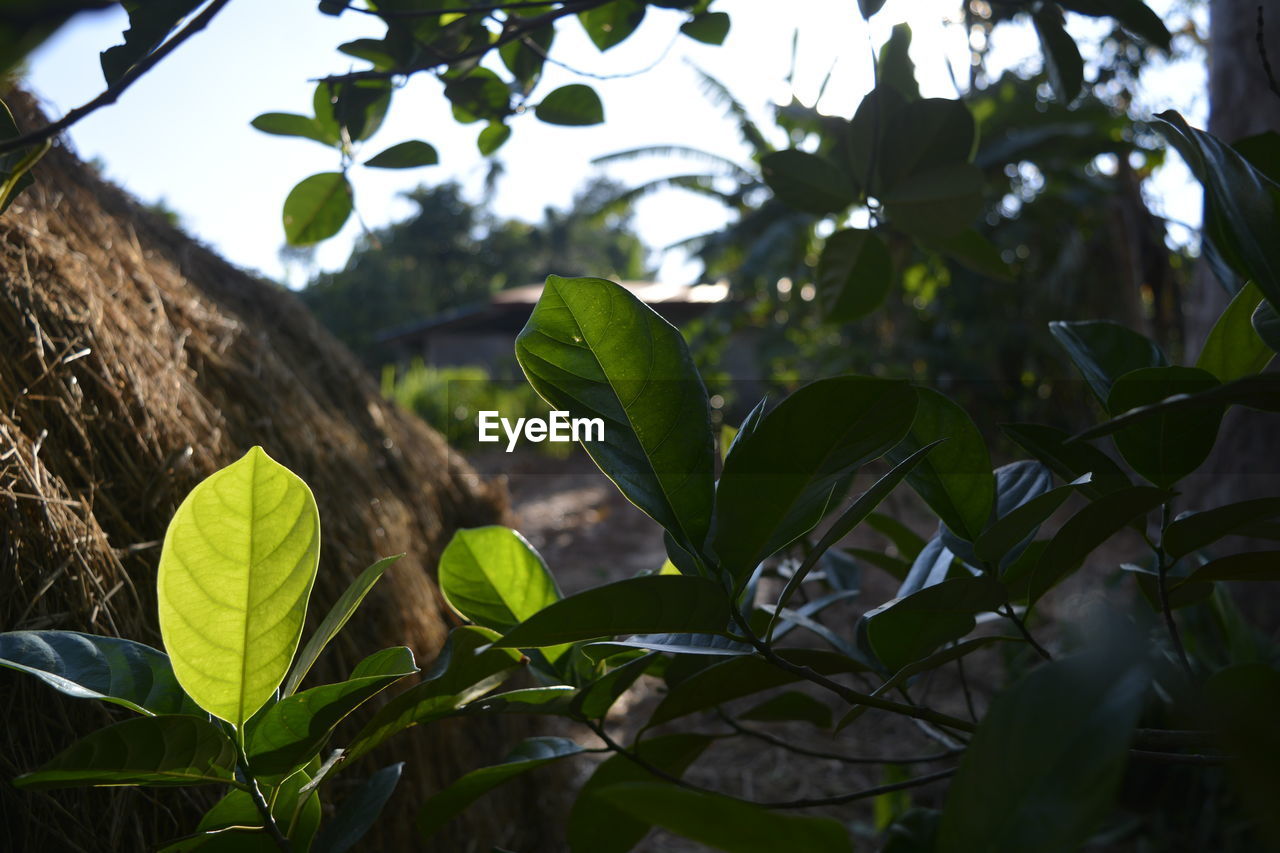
top-left (0, 88), bottom-right (551, 851)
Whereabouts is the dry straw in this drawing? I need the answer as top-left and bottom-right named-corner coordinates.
top-left (0, 88), bottom-right (552, 851)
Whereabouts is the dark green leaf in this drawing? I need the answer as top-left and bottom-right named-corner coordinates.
top-left (13, 715), bottom-right (235, 789)
top-left (1164, 496), bottom-right (1280, 558)
top-left (875, 97), bottom-right (976, 191)
top-left (364, 140), bottom-right (439, 169)
top-left (593, 782), bottom-right (854, 853)
top-left (444, 69), bottom-right (511, 124)
top-left (459, 686), bottom-right (577, 715)
top-left (344, 627), bottom-right (524, 764)
top-left (888, 387), bottom-right (993, 542)
top-left (1048, 320), bottom-right (1167, 405)
top-left (877, 24), bottom-right (919, 101)
top-left (740, 691), bottom-right (832, 728)
top-left (1183, 551), bottom-right (1280, 584)
top-left (858, 0), bottom-right (888, 20)
top-left (1028, 486), bottom-right (1168, 605)
top-left (327, 79), bottom-right (393, 141)
top-left (680, 12), bottom-right (730, 45)
top-left (584, 633), bottom-right (753, 661)
top-left (1074, 375), bottom-right (1280, 440)
top-left (494, 575), bottom-right (731, 648)
top-left (0, 630), bottom-right (200, 716)
top-left (924, 228), bottom-right (1014, 281)
top-left (760, 149), bottom-right (856, 215)
top-left (579, 1), bottom-right (646, 51)
top-left (569, 734), bottom-right (714, 853)
top-left (282, 172), bottom-right (353, 246)
top-left (515, 276), bottom-right (715, 555)
top-left (418, 738), bottom-right (586, 838)
top-left (938, 650), bottom-right (1149, 852)
top-left (250, 113), bottom-right (335, 147)
top-left (1002, 423), bottom-right (1130, 498)
top-left (882, 163), bottom-right (984, 239)
top-left (1059, 0), bottom-right (1171, 49)
top-left (536, 84), bottom-right (605, 126)
top-left (816, 229), bottom-right (893, 321)
top-left (100, 1), bottom-right (202, 85)
top-left (248, 647), bottom-right (417, 776)
top-left (1033, 7), bottom-right (1084, 103)
top-left (1196, 282), bottom-right (1274, 380)
top-left (1254, 300), bottom-right (1280, 353)
top-left (284, 554), bottom-right (402, 696)
top-left (498, 19), bottom-right (553, 89)
top-left (942, 460), bottom-right (1052, 565)
top-left (478, 123), bottom-right (512, 156)
top-left (573, 652), bottom-right (657, 720)
top-left (714, 377), bottom-right (917, 586)
top-left (974, 474), bottom-right (1090, 564)
top-left (167, 766), bottom-right (320, 852)
top-left (846, 547), bottom-right (912, 580)
top-left (1107, 366), bottom-right (1222, 487)
top-left (312, 763), bottom-right (404, 853)
top-left (1203, 665), bottom-right (1280, 844)
top-left (867, 512), bottom-right (927, 560)
top-left (651, 649), bottom-right (871, 726)
top-left (1155, 111), bottom-right (1280, 310)
top-left (858, 575), bottom-right (1006, 671)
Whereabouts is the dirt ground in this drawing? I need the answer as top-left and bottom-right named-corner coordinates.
top-left (466, 449), bottom-right (1028, 852)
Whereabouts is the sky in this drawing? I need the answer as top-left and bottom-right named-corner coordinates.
top-left (22, 0), bottom-right (1206, 287)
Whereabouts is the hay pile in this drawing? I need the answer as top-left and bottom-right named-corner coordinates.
top-left (0, 88), bottom-right (548, 851)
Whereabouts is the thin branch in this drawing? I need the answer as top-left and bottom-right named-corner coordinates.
top-left (1258, 5), bottom-right (1280, 100)
top-left (234, 752), bottom-right (292, 852)
top-left (347, 0), bottom-right (574, 17)
top-left (716, 709), bottom-right (962, 766)
top-left (0, 0), bottom-right (235, 156)
top-left (1133, 728), bottom-right (1219, 750)
top-left (758, 767), bottom-right (957, 809)
top-left (955, 651), bottom-right (978, 722)
top-left (1155, 502), bottom-right (1194, 677)
top-left (1000, 603), bottom-right (1053, 661)
top-left (1128, 749), bottom-right (1226, 766)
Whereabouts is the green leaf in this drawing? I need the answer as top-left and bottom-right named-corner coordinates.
top-left (250, 112), bottom-right (335, 146)
top-left (584, 632), bottom-right (752, 661)
top-left (443, 68), bottom-right (511, 124)
top-left (1028, 486), bottom-right (1168, 605)
top-left (1033, 7), bottom-right (1084, 103)
top-left (312, 763), bottom-right (404, 853)
top-left (535, 84), bottom-right (605, 126)
top-left (888, 387), bottom-right (994, 542)
top-left (816, 229), bottom-right (893, 321)
top-left (1164, 497), bottom-right (1280, 558)
top-left (874, 97), bottom-right (976, 192)
top-left (924, 228), bottom-right (1014, 281)
top-left (515, 276), bottom-right (715, 554)
top-left (99, 0), bottom-right (202, 85)
top-left (760, 149), bottom-right (856, 215)
top-left (1155, 110), bottom-right (1280, 310)
top-left (858, 0), bottom-right (888, 20)
top-left (1203, 665), bottom-right (1280, 843)
top-left (332, 79), bottom-right (392, 141)
top-left (1074, 374), bottom-right (1280, 441)
top-left (974, 474), bottom-right (1090, 564)
top-left (478, 122), bottom-right (512, 156)
top-left (171, 766), bottom-right (320, 852)
top-left (858, 575), bottom-right (1006, 672)
top-left (573, 652), bottom-right (657, 719)
top-left (438, 526), bottom-right (562, 637)
top-left (740, 691), bottom-right (832, 728)
top-left (1107, 366), bottom-right (1222, 487)
top-left (938, 650), bottom-right (1149, 852)
top-left (364, 140), bottom-right (439, 169)
top-left (344, 626), bottom-right (523, 764)
top-left (579, 0), bottom-right (646, 51)
top-left (680, 11), bottom-right (730, 45)
top-left (1196, 282), bottom-right (1274, 381)
top-left (13, 715), bottom-right (236, 790)
top-left (283, 172), bottom-right (354, 246)
top-left (867, 512), bottom-right (927, 560)
top-left (882, 163), bottom-right (984, 239)
top-left (1001, 423), bottom-right (1130, 499)
top-left (248, 646), bottom-right (417, 776)
top-left (569, 733), bottom-right (715, 853)
top-left (650, 649), bottom-right (871, 726)
top-left (1183, 551), bottom-right (1280, 584)
top-left (594, 782), bottom-right (855, 853)
top-left (418, 737), bottom-right (586, 839)
top-left (494, 575), bottom-right (730, 648)
top-left (459, 685), bottom-right (577, 716)
top-left (0, 630), bottom-right (200, 716)
top-left (284, 554), bottom-right (401, 698)
top-left (714, 377), bottom-right (917, 587)
top-left (1254, 300), bottom-right (1280, 353)
top-left (158, 446), bottom-right (320, 726)
top-left (877, 24), bottom-right (919, 101)
top-left (1049, 320), bottom-right (1167, 405)
top-left (499, 19), bottom-right (553, 89)
top-left (0, 98), bottom-right (36, 215)
top-left (1059, 0), bottom-right (1171, 49)
top-left (942, 460), bottom-right (1051, 566)
top-left (770, 441), bottom-right (943, 631)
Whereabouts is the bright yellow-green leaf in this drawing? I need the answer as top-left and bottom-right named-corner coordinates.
top-left (158, 446), bottom-right (321, 726)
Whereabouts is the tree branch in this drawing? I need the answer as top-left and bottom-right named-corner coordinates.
top-left (0, 0), bottom-right (235, 156)
top-left (716, 709), bottom-right (962, 766)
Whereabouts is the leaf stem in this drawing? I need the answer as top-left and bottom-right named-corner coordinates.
top-left (234, 736), bottom-right (292, 852)
top-left (1000, 602), bottom-right (1053, 661)
top-left (1155, 501), bottom-right (1194, 677)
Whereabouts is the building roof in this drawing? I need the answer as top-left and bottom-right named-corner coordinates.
top-left (378, 279), bottom-right (729, 346)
